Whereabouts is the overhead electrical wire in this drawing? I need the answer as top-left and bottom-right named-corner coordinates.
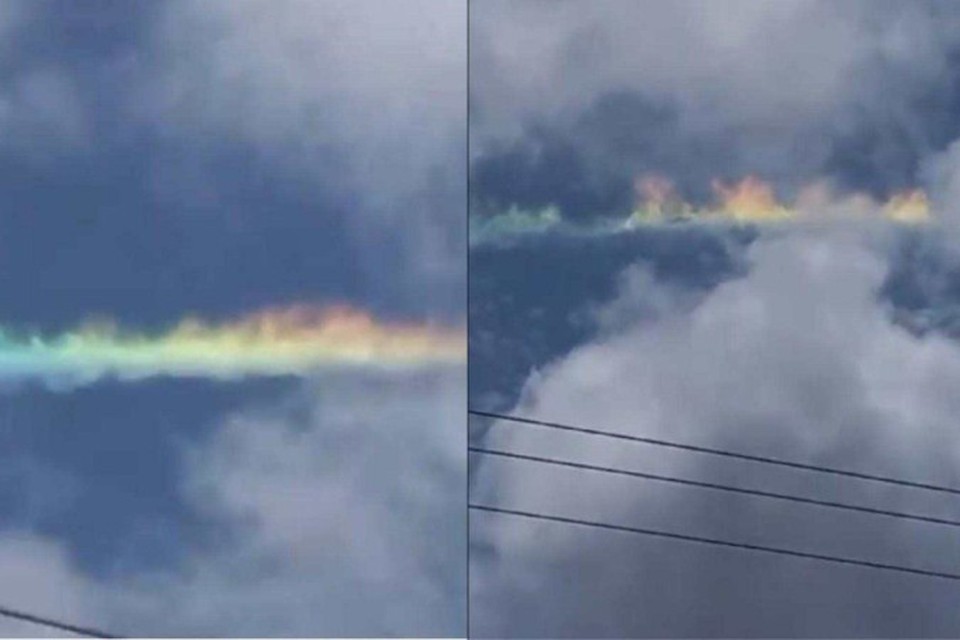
top-left (470, 504), bottom-right (960, 582)
top-left (469, 446), bottom-right (960, 529)
top-left (0, 604), bottom-right (119, 638)
top-left (470, 409), bottom-right (960, 496)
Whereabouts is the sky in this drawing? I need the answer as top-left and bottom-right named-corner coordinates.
top-left (0, 1), bottom-right (465, 637)
top-left (469, 1), bottom-right (960, 637)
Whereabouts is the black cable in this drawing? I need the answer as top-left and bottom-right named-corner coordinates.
top-left (470, 410), bottom-right (960, 496)
top-left (0, 605), bottom-right (118, 638)
top-left (470, 446), bottom-right (960, 528)
top-left (470, 503), bottom-right (960, 582)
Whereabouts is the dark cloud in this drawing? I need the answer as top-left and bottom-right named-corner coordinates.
top-left (472, 93), bottom-right (685, 220)
top-left (471, 1), bottom-right (960, 221)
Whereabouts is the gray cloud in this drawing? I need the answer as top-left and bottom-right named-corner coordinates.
top-left (472, 228), bottom-right (960, 636)
top-left (0, 534), bottom-right (109, 637)
top-left (0, 0), bottom-right (464, 326)
top-left (0, 2), bottom-right (467, 636)
top-left (133, 0), bottom-right (466, 314)
top-left (470, 2), bottom-right (960, 635)
top-left (0, 367), bottom-right (465, 637)
top-left (471, 0), bottom-right (960, 219)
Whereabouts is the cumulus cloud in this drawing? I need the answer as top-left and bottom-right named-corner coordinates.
top-left (471, 0), bottom-right (960, 218)
top-left (141, 0), bottom-right (463, 184)
top-left (0, 0), bottom-right (465, 324)
top-left (157, 368), bottom-right (465, 636)
top-left (134, 0), bottom-right (466, 306)
top-left (0, 367), bottom-right (464, 637)
top-left (470, 1), bottom-right (960, 636)
top-left (475, 1), bottom-right (955, 132)
top-left (0, 2), bottom-right (466, 637)
top-left (472, 228), bottom-right (960, 636)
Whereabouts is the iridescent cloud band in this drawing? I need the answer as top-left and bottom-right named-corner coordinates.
top-left (471, 175), bottom-right (931, 245)
top-left (0, 305), bottom-right (464, 389)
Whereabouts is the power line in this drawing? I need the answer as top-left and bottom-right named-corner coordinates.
top-left (470, 446), bottom-right (960, 529)
top-left (470, 409), bottom-right (960, 496)
top-left (0, 605), bottom-right (118, 638)
top-left (470, 503), bottom-right (960, 582)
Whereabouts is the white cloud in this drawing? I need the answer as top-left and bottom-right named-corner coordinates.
top-left (142, 0), bottom-right (463, 166)
top-left (0, 367), bottom-right (464, 637)
top-left (472, 227), bottom-right (960, 635)
top-left (133, 0), bottom-right (466, 296)
top-left (471, 0), bottom-right (960, 178)
top-left (474, 0), bottom-right (950, 126)
top-left (122, 368), bottom-right (464, 636)
top-left (0, 3), bottom-right (467, 636)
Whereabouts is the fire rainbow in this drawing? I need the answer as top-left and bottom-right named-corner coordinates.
top-left (470, 175), bottom-right (932, 245)
top-left (0, 305), bottom-right (464, 389)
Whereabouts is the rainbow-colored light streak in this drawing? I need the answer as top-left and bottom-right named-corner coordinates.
top-left (471, 175), bottom-right (932, 245)
top-left (0, 305), bottom-right (464, 388)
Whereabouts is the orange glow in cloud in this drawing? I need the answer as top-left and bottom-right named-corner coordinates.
top-left (630, 174), bottom-right (930, 224)
top-left (635, 175), bottom-right (675, 210)
top-left (472, 174), bottom-right (934, 244)
top-left (0, 304), bottom-right (464, 389)
top-left (710, 176), bottom-right (790, 222)
top-left (883, 190), bottom-right (930, 224)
